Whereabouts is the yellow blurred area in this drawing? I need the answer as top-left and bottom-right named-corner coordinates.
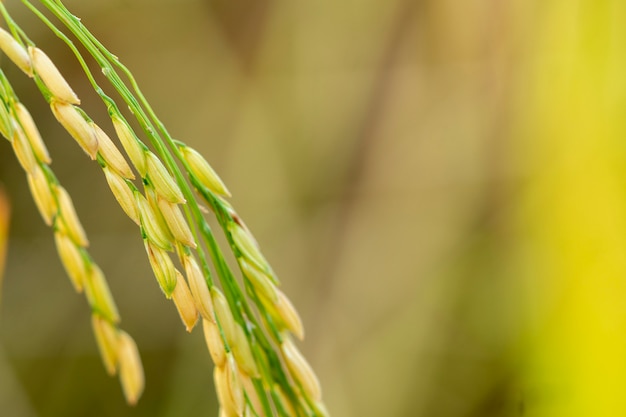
top-left (518, 1), bottom-right (626, 416)
top-left (0, 0), bottom-right (625, 416)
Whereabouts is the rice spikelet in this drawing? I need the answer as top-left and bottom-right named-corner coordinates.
top-left (50, 100), bottom-right (98, 159)
top-left (202, 318), bottom-right (226, 367)
top-left (27, 165), bottom-right (56, 225)
top-left (92, 122), bottom-right (134, 179)
top-left (231, 323), bottom-right (259, 377)
top-left (54, 231), bottom-right (86, 292)
top-left (111, 114), bottom-right (147, 176)
top-left (29, 46), bottom-right (79, 104)
top-left (0, 27), bottom-right (32, 76)
top-left (211, 287), bottom-right (236, 347)
top-left (240, 259), bottom-right (277, 303)
top-left (144, 239), bottom-right (177, 297)
top-left (84, 264), bottom-right (120, 324)
top-left (179, 144), bottom-right (230, 197)
top-left (118, 331), bottom-right (144, 406)
top-left (281, 337), bottom-right (321, 402)
top-left (229, 223), bottom-right (268, 273)
top-left (92, 314), bottom-right (120, 376)
top-left (103, 167), bottom-right (140, 225)
top-left (275, 290), bottom-right (304, 340)
top-left (145, 151), bottom-right (185, 203)
top-left (136, 192), bottom-right (172, 250)
top-left (54, 184), bottom-right (89, 247)
top-left (14, 102), bottom-right (50, 163)
top-left (157, 196), bottom-right (195, 247)
top-left (183, 253), bottom-right (214, 320)
top-left (171, 270), bottom-right (199, 331)
top-left (10, 122), bottom-right (37, 173)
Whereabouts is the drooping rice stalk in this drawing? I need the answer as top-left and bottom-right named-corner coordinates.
top-left (0, 66), bottom-right (144, 405)
top-left (0, 1), bottom-right (327, 415)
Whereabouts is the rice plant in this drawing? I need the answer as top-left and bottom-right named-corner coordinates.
top-left (0, 1), bottom-right (327, 416)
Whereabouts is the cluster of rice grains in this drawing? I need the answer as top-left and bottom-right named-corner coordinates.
top-left (0, 2), bottom-right (327, 416)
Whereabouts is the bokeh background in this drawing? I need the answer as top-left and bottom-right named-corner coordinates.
top-left (1, 0), bottom-right (626, 416)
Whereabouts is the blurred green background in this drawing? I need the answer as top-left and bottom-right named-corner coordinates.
top-left (1, 0), bottom-right (625, 416)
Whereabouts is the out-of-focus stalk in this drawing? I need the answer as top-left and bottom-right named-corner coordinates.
top-left (0, 187), bottom-right (9, 296)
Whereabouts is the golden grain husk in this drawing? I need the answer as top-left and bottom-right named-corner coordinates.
top-left (54, 184), bottom-right (89, 247)
top-left (11, 122), bottom-right (37, 173)
top-left (214, 354), bottom-right (244, 417)
top-left (15, 102), bottom-right (50, 164)
top-left (92, 122), bottom-right (134, 179)
top-left (226, 354), bottom-right (245, 416)
top-left (211, 287), bottom-right (237, 347)
top-left (229, 223), bottom-right (268, 273)
top-left (144, 239), bottom-right (177, 297)
top-left (239, 259), bottom-right (277, 303)
top-left (84, 265), bottom-right (121, 324)
top-left (50, 100), bottom-right (98, 159)
top-left (111, 114), bottom-right (147, 176)
top-left (118, 331), bottom-right (144, 406)
top-left (281, 337), bottom-right (321, 402)
top-left (103, 167), bottom-right (140, 225)
top-left (273, 384), bottom-right (297, 417)
top-left (232, 323), bottom-right (259, 377)
top-left (28, 46), bottom-right (79, 104)
top-left (239, 369), bottom-right (264, 417)
top-left (92, 314), bottom-right (120, 376)
top-left (171, 270), bottom-right (199, 332)
top-left (27, 164), bottom-right (56, 225)
top-left (0, 28), bottom-right (32, 76)
top-left (214, 365), bottom-right (239, 417)
top-left (157, 196), bottom-right (195, 247)
top-left (145, 152), bottom-right (185, 203)
top-left (179, 145), bottom-right (231, 197)
top-left (275, 290), bottom-right (304, 340)
top-left (136, 192), bottom-right (172, 250)
top-left (54, 230), bottom-right (86, 292)
top-left (202, 318), bottom-right (226, 367)
top-left (0, 101), bottom-right (12, 139)
top-left (183, 253), bottom-right (214, 320)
